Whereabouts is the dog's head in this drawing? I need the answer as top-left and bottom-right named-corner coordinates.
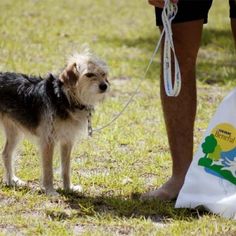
top-left (59, 50), bottom-right (110, 106)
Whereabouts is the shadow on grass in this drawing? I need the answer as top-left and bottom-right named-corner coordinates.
top-left (100, 33), bottom-right (159, 52)
top-left (54, 190), bottom-right (210, 223)
top-left (197, 61), bottom-right (236, 85)
top-left (0, 183), bottom-right (210, 222)
top-left (201, 28), bottom-right (234, 47)
top-left (102, 28), bottom-right (234, 51)
top-left (102, 28), bottom-right (236, 84)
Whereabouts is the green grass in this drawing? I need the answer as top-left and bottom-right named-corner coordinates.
top-left (0, 0), bottom-right (236, 235)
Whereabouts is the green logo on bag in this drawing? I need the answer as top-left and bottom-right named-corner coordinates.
top-left (198, 123), bottom-right (236, 185)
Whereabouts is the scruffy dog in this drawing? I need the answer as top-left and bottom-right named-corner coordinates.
top-left (0, 51), bottom-right (109, 195)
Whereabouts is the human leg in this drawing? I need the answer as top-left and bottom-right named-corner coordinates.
top-left (142, 20), bottom-right (204, 200)
top-left (231, 18), bottom-right (236, 43)
top-left (230, 0), bottom-right (236, 45)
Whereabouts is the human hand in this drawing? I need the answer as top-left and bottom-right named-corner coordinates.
top-left (148, 0), bottom-right (178, 8)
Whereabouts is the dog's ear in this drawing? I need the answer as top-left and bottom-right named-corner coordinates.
top-left (59, 63), bottom-right (79, 86)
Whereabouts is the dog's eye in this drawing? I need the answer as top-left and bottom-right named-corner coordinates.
top-left (85, 73), bottom-right (96, 78)
top-left (101, 72), bottom-right (106, 77)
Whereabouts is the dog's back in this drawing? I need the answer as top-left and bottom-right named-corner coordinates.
top-left (0, 72), bottom-right (76, 130)
top-left (0, 72), bottom-right (45, 129)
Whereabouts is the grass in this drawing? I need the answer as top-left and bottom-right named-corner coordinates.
top-left (0, 0), bottom-right (236, 235)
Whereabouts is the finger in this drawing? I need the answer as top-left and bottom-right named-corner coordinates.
top-left (148, 0), bottom-right (164, 8)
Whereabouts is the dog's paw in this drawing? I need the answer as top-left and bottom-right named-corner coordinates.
top-left (45, 188), bottom-right (59, 196)
top-left (12, 176), bottom-right (27, 187)
top-left (70, 184), bottom-right (83, 193)
top-left (4, 176), bottom-right (26, 187)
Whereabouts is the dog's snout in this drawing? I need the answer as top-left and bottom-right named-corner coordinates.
top-left (99, 82), bottom-right (108, 92)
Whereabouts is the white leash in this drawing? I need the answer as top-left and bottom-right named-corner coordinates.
top-left (93, 0), bottom-right (181, 134)
top-left (93, 30), bottom-right (163, 133)
top-left (162, 0), bottom-right (181, 96)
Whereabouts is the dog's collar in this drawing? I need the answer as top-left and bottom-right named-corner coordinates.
top-left (74, 103), bottom-right (91, 111)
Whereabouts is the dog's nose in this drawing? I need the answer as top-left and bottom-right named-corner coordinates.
top-left (99, 82), bottom-right (108, 92)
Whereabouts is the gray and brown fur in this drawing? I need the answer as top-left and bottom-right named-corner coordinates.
top-left (0, 51), bottom-right (109, 195)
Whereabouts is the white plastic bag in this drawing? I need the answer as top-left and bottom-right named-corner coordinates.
top-left (176, 88), bottom-right (236, 219)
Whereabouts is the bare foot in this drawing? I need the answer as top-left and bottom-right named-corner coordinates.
top-left (140, 176), bottom-right (185, 201)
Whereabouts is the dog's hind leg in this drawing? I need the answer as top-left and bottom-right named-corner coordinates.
top-left (60, 142), bottom-right (82, 192)
top-left (2, 120), bottom-right (24, 186)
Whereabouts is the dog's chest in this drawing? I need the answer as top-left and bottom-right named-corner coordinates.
top-left (54, 110), bottom-right (89, 141)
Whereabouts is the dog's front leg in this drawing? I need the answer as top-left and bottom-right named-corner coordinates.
top-left (60, 142), bottom-right (72, 190)
top-left (60, 142), bottom-right (82, 192)
top-left (40, 141), bottom-right (57, 195)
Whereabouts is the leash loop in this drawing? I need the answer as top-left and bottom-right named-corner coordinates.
top-left (162, 0), bottom-right (181, 96)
